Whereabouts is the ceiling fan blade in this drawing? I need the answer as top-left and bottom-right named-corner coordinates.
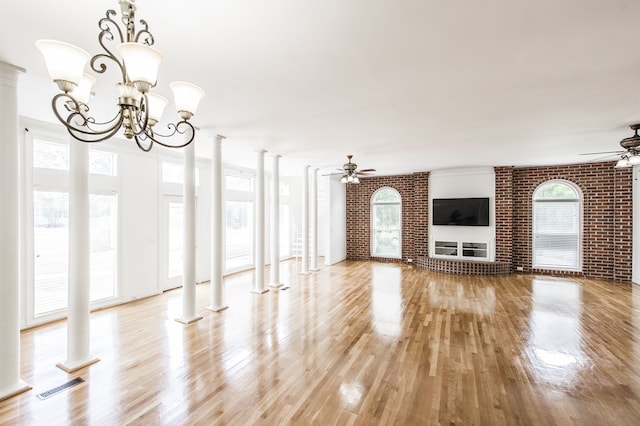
top-left (579, 150), bottom-right (623, 156)
top-left (357, 168), bottom-right (376, 173)
top-left (321, 172), bottom-right (343, 176)
top-left (587, 153), bottom-right (622, 162)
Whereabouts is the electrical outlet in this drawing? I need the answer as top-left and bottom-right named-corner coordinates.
top-left (407, 258), bottom-right (413, 263)
top-left (516, 266), bottom-right (524, 271)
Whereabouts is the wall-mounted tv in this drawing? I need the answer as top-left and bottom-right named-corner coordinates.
top-left (432, 197), bottom-right (490, 226)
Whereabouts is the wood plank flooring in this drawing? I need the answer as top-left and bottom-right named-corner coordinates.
top-left (2, 260), bottom-right (640, 425)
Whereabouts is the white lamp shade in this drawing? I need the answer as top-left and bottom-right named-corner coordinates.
top-left (615, 158), bottom-right (630, 168)
top-left (352, 176), bottom-right (360, 184)
top-left (628, 155), bottom-right (640, 166)
top-left (117, 42), bottom-right (163, 88)
top-left (69, 73), bottom-right (96, 104)
top-left (146, 92), bottom-right (169, 124)
top-left (170, 81), bottom-right (205, 116)
top-left (341, 176), bottom-right (347, 184)
top-left (35, 39), bottom-right (91, 86)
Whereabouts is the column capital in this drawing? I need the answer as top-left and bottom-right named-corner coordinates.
top-left (0, 60), bottom-right (26, 75)
top-left (270, 153), bottom-right (282, 159)
top-left (0, 61), bottom-right (26, 86)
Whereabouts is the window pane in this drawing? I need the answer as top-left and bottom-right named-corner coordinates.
top-left (535, 182), bottom-right (578, 199)
top-left (226, 175), bottom-right (252, 191)
top-left (373, 188), bottom-right (400, 203)
top-left (373, 230), bottom-right (401, 257)
top-left (226, 200), bottom-right (253, 270)
top-left (33, 139), bottom-right (69, 170)
top-left (162, 162), bottom-right (199, 185)
top-left (33, 191), bottom-right (69, 316)
top-left (374, 204), bottom-right (401, 229)
top-left (371, 187), bottom-right (402, 258)
top-left (89, 150), bottom-right (117, 176)
top-left (90, 194), bottom-right (117, 301)
top-left (533, 183), bottom-right (580, 270)
top-left (168, 201), bottom-right (183, 278)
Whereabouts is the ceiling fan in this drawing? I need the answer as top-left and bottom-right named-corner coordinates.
top-left (581, 123), bottom-right (640, 167)
top-left (326, 155), bottom-right (376, 183)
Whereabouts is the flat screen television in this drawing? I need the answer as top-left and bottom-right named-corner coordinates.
top-left (432, 197), bottom-right (490, 226)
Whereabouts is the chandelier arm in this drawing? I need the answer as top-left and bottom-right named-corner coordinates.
top-left (134, 134), bottom-right (154, 152)
top-left (130, 94), bottom-right (151, 137)
top-left (140, 121), bottom-right (196, 149)
top-left (134, 19), bottom-right (155, 46)
top-left (52, 93), bottom-right (125, 143)
top-left (91, 10), bottom-right (126, 81)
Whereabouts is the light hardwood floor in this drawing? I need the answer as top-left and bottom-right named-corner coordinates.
top-left (2, 260), bottom-right (640, 425)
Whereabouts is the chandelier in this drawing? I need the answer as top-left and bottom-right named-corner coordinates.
top-left (36, 0), bottom-right (204, 152)
top-left (615, 124), bottom-right (640, 168)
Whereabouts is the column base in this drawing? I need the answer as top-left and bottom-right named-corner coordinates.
top-left (269, 283), bottom-right (284, 289)
top-left (0, 381), bottom-right (31, 402)
top-left (310, 268), bottom-right (321, 272)
top-left (175, 315), bottom-right (203, 325)
top-left (206, 305), bottom-right (229, 313)
top-left (251, 288), bottom-right (270, 294)
top-left (57, 357), bottom-right (100, 373)
top-left (299, 271), bottom-right (311, 275)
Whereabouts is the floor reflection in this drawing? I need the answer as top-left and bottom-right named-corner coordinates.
top-left (371, 264), bottom-right (402, 338)
top-left (427, 278), bottom-right (496, 314)
top-left (528, 278), bottom-right (585, 385)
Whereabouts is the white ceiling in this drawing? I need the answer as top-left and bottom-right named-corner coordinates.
top-left (3, 0), bottom-right (640, 176)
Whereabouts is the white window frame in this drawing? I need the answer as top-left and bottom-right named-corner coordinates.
top-left (370, 187), bottom-right (402, 259)
top-left (23, 126), bottom-right (120, 327)
top-left (224, 168), bottom-right (256, 274)
top-left (532, 179), bottom-right (583, 271)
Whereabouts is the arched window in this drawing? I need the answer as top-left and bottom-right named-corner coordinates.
top-left (532, 180), bottom-right (582, 271)
top-left (371, 187), bottom-right (402, 258)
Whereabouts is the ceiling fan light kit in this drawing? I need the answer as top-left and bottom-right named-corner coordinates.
top-left (614, 124), bottom-right (640, 168)
top-left (338, 154), bottom-right (374, 184)
top-left (35, 0), bottom-right (204, 152)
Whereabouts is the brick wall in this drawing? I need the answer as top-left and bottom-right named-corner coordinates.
top-left (512, 162), bottom-right (632, 281)
top-left (495, 167), bottom-right (514, 264)
top-left (345, 161), bottom-right (633, 282)
top-left (414, 172), bottom-right (430, 258)
top-left (346, 175), bottom-right (416, 261)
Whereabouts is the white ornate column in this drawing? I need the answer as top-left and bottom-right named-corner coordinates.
top-left (253, 150), bottom-right (268, 293)
top-left (57, 137), bottom-right (100, 372)
top-left (208, 135), bottom-right (228, 311)
top-left (0, 61), bottom-right (30, 401)
top-left (310, 167), bottom-right (320, 271)
top-left (176, 135), bottom-right (202, 324)
top-left (270, 155), bottom-right (282, 288)
top-left (300, 165), bottom-right (310, 274)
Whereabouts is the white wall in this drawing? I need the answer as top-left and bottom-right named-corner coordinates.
top-left (323, 175), bottom-right (347, 265)
top-left (119, 152), bottom-right (160, 300)
top-left (429, 167), bottom-right (496, 260)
